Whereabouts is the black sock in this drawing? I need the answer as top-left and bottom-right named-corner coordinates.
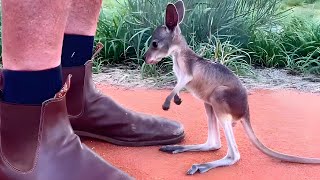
top-left (61, 34), bottom-right (94, 67)
top-left (2, 65), bottom-right (63, 105)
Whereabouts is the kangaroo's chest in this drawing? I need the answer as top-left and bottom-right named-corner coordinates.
top-left (172, 56), bottom-right (193, 81)
top-left (172, 57), bottom-right (184, 82)
top-left (173, 65), bottom-right (182, 81)
top-left (172, 59), bottom-right (202, 99)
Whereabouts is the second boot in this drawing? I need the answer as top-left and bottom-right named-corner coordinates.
top-left (63, 60), bottom-right (185, 146)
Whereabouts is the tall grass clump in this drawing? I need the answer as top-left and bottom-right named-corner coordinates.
top-left (248, 17), bottom-right (320, 74)
top-left (96, 0), bottom-right (284, 78)
top-left (95, 5), bottom-right (128, 65)
top-left (283, 0), bottom-right (320, 7)
top-left (284, 0), bottom-right (305, 6)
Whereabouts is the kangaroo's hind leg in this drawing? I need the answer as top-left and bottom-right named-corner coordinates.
top-left (187, 86), bottom-right (243, 175)
top-left (187, 116), bottom-right (240, 174)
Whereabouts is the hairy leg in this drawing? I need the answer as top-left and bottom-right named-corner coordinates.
top-left (65, 0), bottom-right (102, 36)
top-left (61, 0), bottom-right (102, 67)
top-left (160, 103), bottom-right (221, 153)
top-left (2, 0), bottom-right (71, 104)
top-left (2, 0), bottom-right (71, 70)
top-left (0, 2), bottom-right (133, 179)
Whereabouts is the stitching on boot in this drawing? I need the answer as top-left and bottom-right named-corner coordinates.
top-left (0, 75), bottom-right (73, 173)
top-left (0, 109), bottom-right (40, 174)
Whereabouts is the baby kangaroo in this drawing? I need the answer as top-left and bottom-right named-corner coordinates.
top-left (144, 0), bottom-right (320, 175)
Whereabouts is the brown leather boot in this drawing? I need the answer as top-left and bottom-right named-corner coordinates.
top-left (0, 75), bottom-right (133, 180)
top-left (62, 61), bottom-right (185, 146)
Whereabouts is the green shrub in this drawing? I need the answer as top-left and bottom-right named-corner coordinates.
top-left (96, 0), bottom-right (283, 78)
top-left (283, 0), bottom-right (320, 7)
top-left (305, 0), bottom-right (319, 4)
top-left (1, 0), bottom-right (319, 81)
top-left (248, 17), bottom-right (320, 74)
top-left (284, 0), bottom-right (305, 6)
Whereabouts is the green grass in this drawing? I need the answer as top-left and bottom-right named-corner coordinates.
top-left (247, 0), bottom-right (320, 74)
top-left (280, 0), bottom-right (320, 23)
top-left (283, 0), bottom-right (305, 6)
top-left (248, 17), bottom-right (320, 74)
top-left (94, 0), bottom-right (320, 79)
top-left (0, 0), bottom-right (319, 82)
top-left (283, 0), bottom-right (320, 7)
top-left (96, 0), bottom-right (286, 80)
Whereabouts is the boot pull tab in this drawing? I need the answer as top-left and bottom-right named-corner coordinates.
top-left (91, 42), bottom-right (104, 61)
top-left (54, 74), bottom-right (72, 99)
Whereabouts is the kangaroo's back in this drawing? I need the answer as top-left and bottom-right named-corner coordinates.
top-left (183, 51), bottom-right (246, 103)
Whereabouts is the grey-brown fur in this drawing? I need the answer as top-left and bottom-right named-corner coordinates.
top-left (144, 0), bottom-right (320, 175)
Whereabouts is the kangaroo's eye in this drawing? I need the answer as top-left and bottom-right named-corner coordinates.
top-left (152, 41), bottom-right (158, 48)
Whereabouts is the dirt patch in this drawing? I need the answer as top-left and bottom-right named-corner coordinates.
top-left (240, 68), bottom-right (320, 93)
top-left (84, 86), bottom-right (320, 180)
top-left (93, 66), bottom-right (159, 89)
top-left (93, 66), bottom-right (320, 93)
top-left (88, 66), bottom-right (320, 179)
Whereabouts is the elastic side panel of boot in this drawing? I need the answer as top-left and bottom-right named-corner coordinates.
top-left (1, 103), bottom-right (41, 172)
top-left (62, 67), bottom-right (85, 117)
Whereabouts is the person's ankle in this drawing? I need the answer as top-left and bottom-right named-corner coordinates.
top-left (2, 65), bottom-right (63, 105)
top-left (61, 34), bottom-right (94, 67)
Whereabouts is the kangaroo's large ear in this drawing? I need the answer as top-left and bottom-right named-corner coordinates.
top-left (165, 3), bottom-right (179, 31)
top-left (174, 0), bottom-right (185, 24)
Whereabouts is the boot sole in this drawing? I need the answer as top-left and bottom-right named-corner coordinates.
top-left (74, 131), bottom-right (185, 147)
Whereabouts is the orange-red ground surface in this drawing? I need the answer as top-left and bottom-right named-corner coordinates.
top-left (83, 85), bottom-right (320, 180)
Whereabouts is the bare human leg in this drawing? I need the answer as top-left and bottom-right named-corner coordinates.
top-left (0, 0), bottom-right (132, 179)
top-left (2, 0), bottom-right (70, 70)
top-left (1, 0), bottom-right (71, 104)
top-left (64, 0), bottom-right (102, 36)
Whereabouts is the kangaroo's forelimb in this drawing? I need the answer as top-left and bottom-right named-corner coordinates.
top-left (162, 76), bottom-right (192, 110)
